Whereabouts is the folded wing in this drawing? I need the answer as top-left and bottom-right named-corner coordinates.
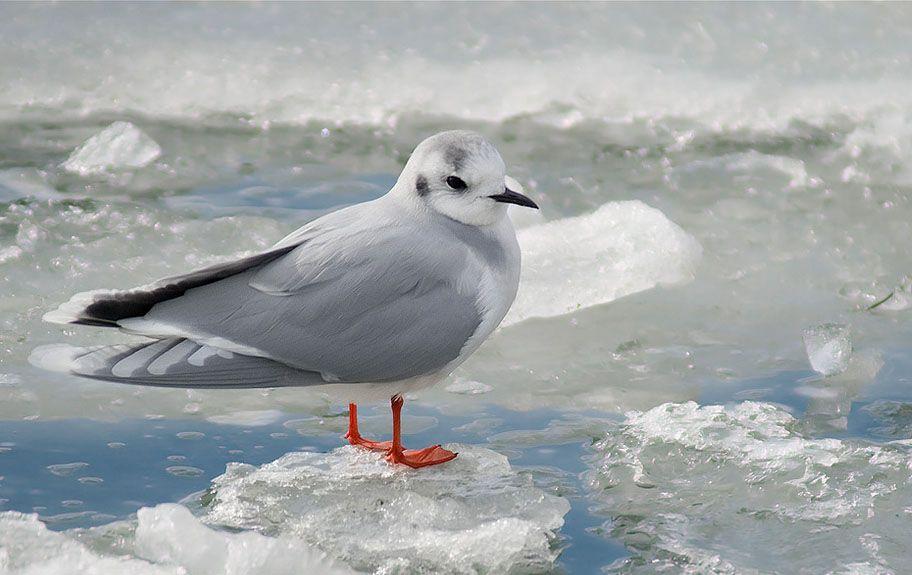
top-left (44, 203), bottom-right (485, 385)
top-left (30, 339), bottom-right (325, 388)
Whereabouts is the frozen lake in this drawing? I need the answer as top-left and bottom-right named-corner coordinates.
top-left (2, 3), bottom-right (912, 573)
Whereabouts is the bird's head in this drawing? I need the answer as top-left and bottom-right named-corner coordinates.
top-left (394, 131), bottom-right (538, 226)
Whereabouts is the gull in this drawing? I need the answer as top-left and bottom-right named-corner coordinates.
top-left (33, 130), bottom-right (539, 468)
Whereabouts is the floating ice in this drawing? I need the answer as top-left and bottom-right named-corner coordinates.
top-left (725, 151), bottom-right (811, 189)
top-left (863, 400), bottom-right (912, 438)
top-left (205, 409), bottom-right (284, 427)
top-left (62, 121), bottom-right (162, 175)
top-left (0, 504), bottom-right (352, 575)
top-left (505, 201), bottom-right (702, 326)
top-left (803, 323), bottom-right (853, 376)
top-left (588, 401), bottom-right (912, 574)
top-left (204, 445), bottom-right (570, 574)
top-left (444, 378), bottom-right (493, 395)
top-left (46, 462), bottom-right (90, 477)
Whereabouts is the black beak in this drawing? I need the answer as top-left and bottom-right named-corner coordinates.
top-left (488, 188), bottom-right (539, 209)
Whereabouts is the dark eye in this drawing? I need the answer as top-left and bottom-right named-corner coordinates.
top-left (446, 175), bottom-right (467, 190)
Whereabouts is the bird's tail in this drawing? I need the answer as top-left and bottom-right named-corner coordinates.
top-left (29, 338), bottom-right (324, 389)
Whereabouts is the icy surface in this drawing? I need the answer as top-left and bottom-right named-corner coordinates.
top-left (505, 201), bottom-right (702, 326)
top-left (204, 445), bottom-right (570, 574)
top-left (61, 121), bottom-right (161, 175)
top-left (3, 5), bottom-right (912, 131)
top-left (588, 401), bottom-right (912, 574)
top-left (0, 4), bottom-right (911, 418)
top-left (803, 323), bottom-right (854, 376)
top-left (0, 504), bottom-right (352, 575)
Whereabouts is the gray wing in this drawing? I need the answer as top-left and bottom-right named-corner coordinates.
top-left (117, 208), bottom-right (484, 383)
top-left (30, 339), bottom-right (326, 389)
top-left (44, 243), bottom-right (300, 327)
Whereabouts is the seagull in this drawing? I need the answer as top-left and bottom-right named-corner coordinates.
top-left (33, 130), bottom-right (539, 468)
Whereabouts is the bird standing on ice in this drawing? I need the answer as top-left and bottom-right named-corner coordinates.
top-left (33, 131), bottom-right (539, 468)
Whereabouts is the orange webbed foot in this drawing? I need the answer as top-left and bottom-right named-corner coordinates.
top-left (386, 444), bottom-right (458, 468)
top-left (344, 430), bottom-right (393, 452)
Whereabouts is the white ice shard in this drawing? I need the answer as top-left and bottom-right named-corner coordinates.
top-left (0, 504), bottom-right (352, 575)
top-left (803, 323), bottom-right (853, 376)
top-left (204, 445), bottom-right (570, 574)
top-left (505, 200), bottom-right (702, 326)
top-left (588, 401), bottom-right (912, 574)
top-left (444, 378), bottom-right (493, 395)
top-left (62, 121), bottom-right (162, 175)
top-left (205, 409), bottom-right (284, 426)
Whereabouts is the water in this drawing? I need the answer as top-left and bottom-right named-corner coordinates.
top-left (2, 3), bottom-right (912, 573)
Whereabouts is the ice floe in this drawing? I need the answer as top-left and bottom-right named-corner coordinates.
top-left (588, 401), bottom-right (912, 574)
top-left (0, 446), bottom-right (568, 574)
top-left (62, 121), bottom-right (161, 175)
top-left (505, 200), bottom-right (702, 326)
top-left (204, 444), bottom-right (570, 574)
top-left (0, 504), bottom-right (352, 575)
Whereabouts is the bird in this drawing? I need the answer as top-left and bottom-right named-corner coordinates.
top-left (32, 130), bottom-right (539, 468)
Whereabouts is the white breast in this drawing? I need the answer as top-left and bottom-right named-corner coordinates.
top-left (451, 217), bottom-right (522, 367)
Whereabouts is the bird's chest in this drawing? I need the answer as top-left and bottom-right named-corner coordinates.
top-left (456, 235), bottom-right (521, 361)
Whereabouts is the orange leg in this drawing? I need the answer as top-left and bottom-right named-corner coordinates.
top-left (385, 395), bottom-right (457, 469)
top-left (344, 403), bottom-right (391, 451)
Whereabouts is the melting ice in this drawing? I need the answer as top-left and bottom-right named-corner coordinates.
top-left (0, 446), bottom-right (568, 575)
top-left (204, 445), bottom-right (570, 574)
top-left (61, 122), bottom-right (162, 176)
top-left (0, 504), bottom-right (353, 575)
top-left (588, 402), bottom-right (912, 574)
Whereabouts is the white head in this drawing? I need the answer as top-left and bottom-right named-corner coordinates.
top-left (393, 131), bottom-right (538, 227)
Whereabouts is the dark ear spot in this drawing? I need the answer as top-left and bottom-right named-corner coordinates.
top-left (416, 174), bottom-right (430, 196)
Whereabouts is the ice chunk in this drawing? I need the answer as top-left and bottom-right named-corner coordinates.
top-left (444, 378), bottom-right (493, 395)
top-left (62, 121), bottom-right (162, 175)
top-left (0, 511), bottom-right (175, 575)
top-left (46, 462), bottom-right (90, 477)
top-left (803, 323), bottom-right (853, 376)
top-left (204, 445), bottom-right (570, 574)
top-left (205, 409), bottom-right (284, 426)
top-left (0, 504), bottom-right (352, 575)
top-left (588, 401), bottom-right (912, 574)
top-left (863, 400), bottom-right (912, 438)
top-left (133, 504), bottom-right (353, 575)
top-left (504, 201), bottom-right (702, 326)
top-left (725, 151), bottom-right (810, 189)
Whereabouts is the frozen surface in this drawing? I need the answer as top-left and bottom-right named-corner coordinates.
top-left (204, 445), bottom-right (570, 574)
top-left (505, 201), bottom-right (702, 326)
top-left (61, 121), bottom-right (161, 175)
top-left (0, 504), bottom-right (352, 575)
top-left (588, 401), bottom-right (912, 574)
top-left (804, 323), bottom-right (853, 376)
